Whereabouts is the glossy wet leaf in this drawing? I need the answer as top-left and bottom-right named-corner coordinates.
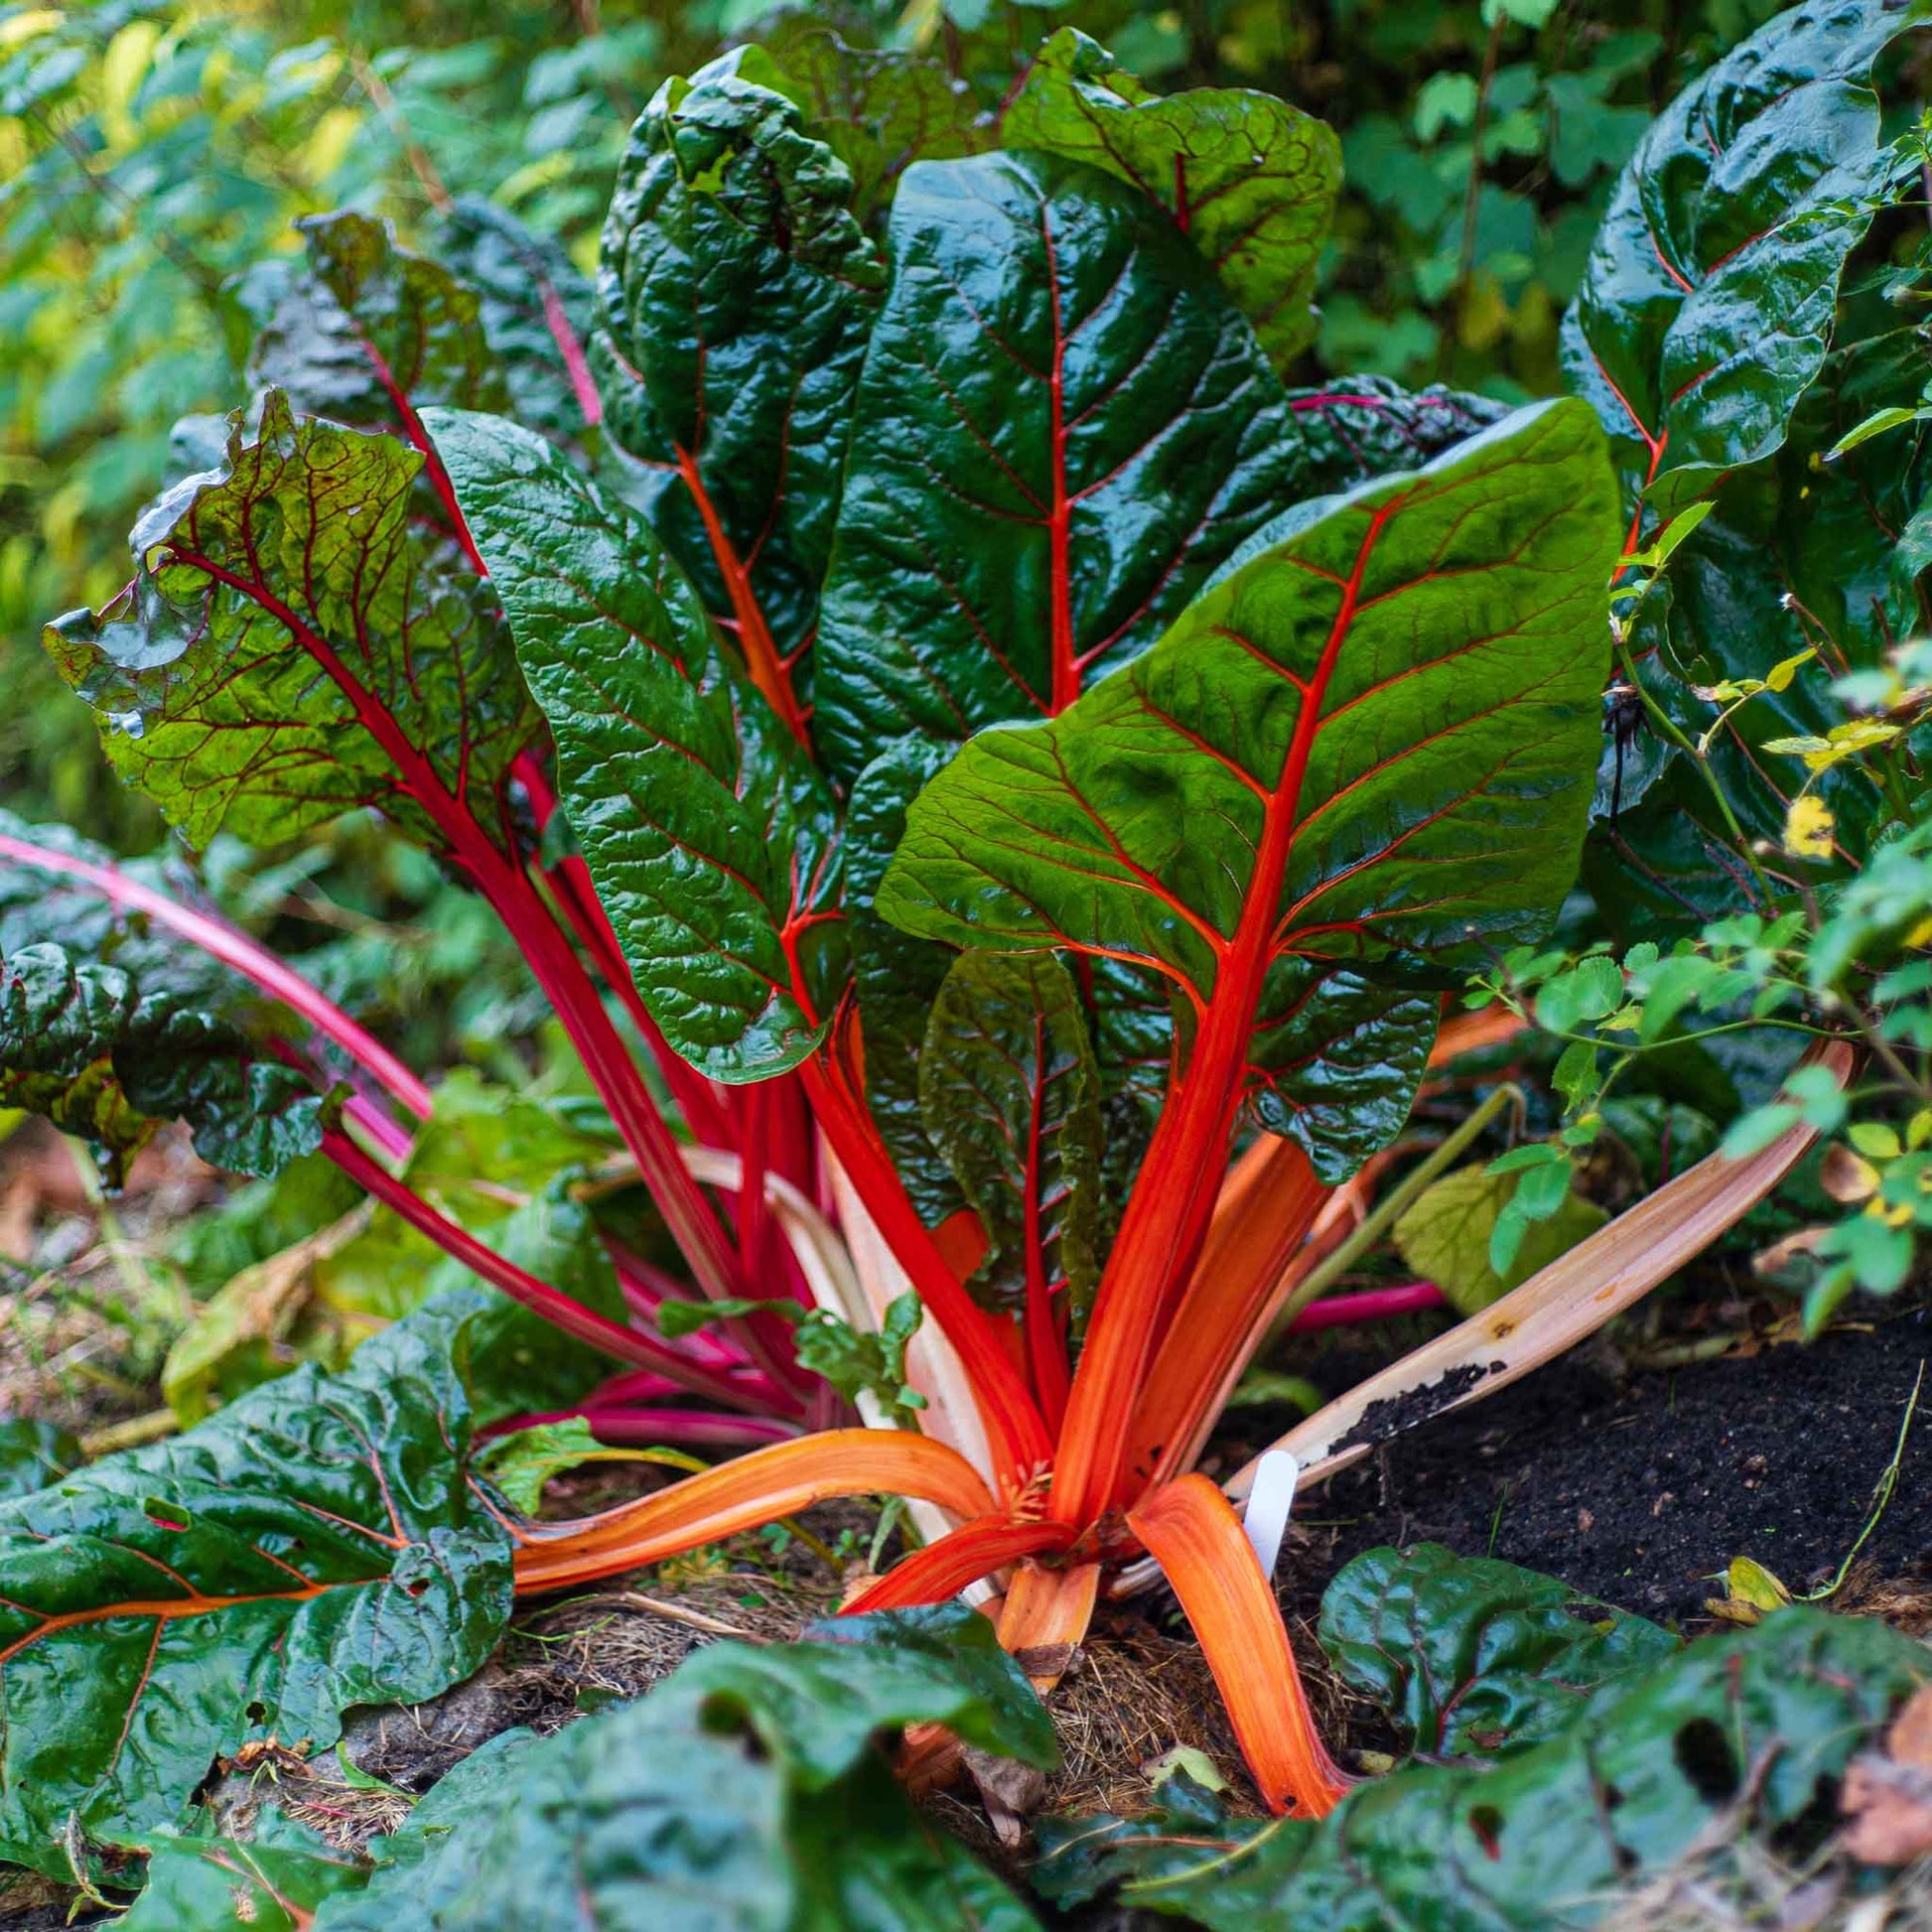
top-left (881, 401), bottom-right (1620, 1182)
top-left (1319, 1544), bottom-right (1677, 1756)
top-left (44, 394), bottom-right (534, 851)
top-left (1037, 1605), bottom-right (1931, 1926)
top-left (314, 1605), bottom-right (1047, 1931)
top-left (1562, 0), bottom-right (1917, 511)
top-left (0, 1298), bottom-right (511, 1875)
top-left (119, 1816), bottom-right (368, 1931)
top-left (1005, 28), bottom-right (1340, 365)
top-left (815, 147), bottom-right (1305, 783)
top-left (593, 49), bottom-right (885, 725)
top-left (428, 407), bottom-right (843, 1081)
top-left (920, 951), bottom-right (1103, 1322)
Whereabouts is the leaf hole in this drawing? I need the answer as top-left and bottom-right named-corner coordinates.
top-left (1673, 1717), bottom-right (1740, 1803)
top-left (1468, 1803), bottom-right (1504, 1860)
top-left (404, 1578), bottom-right (430, 1598)
top-left (245, 1701), bottom-right (267, 1725)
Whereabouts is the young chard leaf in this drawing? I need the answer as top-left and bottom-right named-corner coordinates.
top-left (44, 394), bottom-right (536, 852)
top-left (919, 951), bottom-right (1104, 1333)
top-left (815, 147), bottom-right (1307, 783)
top-left (880, 399), bottom-right (1621, 1187)
top-left (427, 407), bottom-right (843, 1081)
top-left (594, 48), bottom-right (885, 738)
top-left (1005, 28), bottom-right (1341, 366)
top-left (1562, 0), bottom-right (1917, 511)
top-left (1318, 1543), bottom-right (1677, 1757)
top-left (0, 1300), bottom-right (510, 1876)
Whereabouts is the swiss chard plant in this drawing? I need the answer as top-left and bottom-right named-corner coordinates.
top-left (0, 0), bottom-right (1912, 1874)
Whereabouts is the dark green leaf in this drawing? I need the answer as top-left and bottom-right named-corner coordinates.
top-left (1319, 1544), bottom-right (1678, 1757)
top-left (1037, 1605), bottom-right (1930, 1925)
top-left (314, 1605), bottom-right (1047, 1931)
top-left (0, 1299), bottom-right (511, 1875)
top-left (593, 49), bottom-right (885, 717)
top-left (1562, 0), bottom-right (1916, 510)
top-left (815, 146), bottom-right (1306, 783)
top-left (920, 951), bottom-right (1103, 1323)
top-left (880, 401), bottom-right (1620, 1182)
top-left (427, 407), bottom-right (843, 1081)
top-left (120, 1817), bottom-right (367, 1931)
top-left (44, 394), bottom-right (535, 851)
top-left (1005, 28), bottom-right (1340, 365)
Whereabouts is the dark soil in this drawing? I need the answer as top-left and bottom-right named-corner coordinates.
top-left (1274, 1301), bottom-right (1932, 1627)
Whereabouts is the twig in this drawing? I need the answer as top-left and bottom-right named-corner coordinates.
top-left (566, 1589), bottom-right (767, 1642)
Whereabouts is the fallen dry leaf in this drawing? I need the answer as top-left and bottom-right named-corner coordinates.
top-left (1840, 1685), bottom-right (1932, 1864)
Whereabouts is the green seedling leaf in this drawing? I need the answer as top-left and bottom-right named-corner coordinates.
top-left (1825, 402), bottom-right (1932, 461)
top-left (1396, 1164), bottom-right (1607, 1316)
top-left (794, 1292), bottom-right (926, 1427)
top-left (880, 401), bottom-right (1620, 1183)
top-left (1534, 955), bottom-right (1624, 1033)
top-left (1319, 1544), bottom-right (1677, 1756)
top-left (1564, 0), bottom-right (1919, 511)
top-left (0, 1298), bottom-right (511, 1876)
top-left (1004, 28), bottom-right (1340, 365)
top-left (474, 1417), bottom-right (605, 1516)
top-left (429, 407), bottom-right (843, 1082)
top-left (815, 146), bottom-right (1308, 784)
top-left (919, 951), bottom-right (1104, 1326)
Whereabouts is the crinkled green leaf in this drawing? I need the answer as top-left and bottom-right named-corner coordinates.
top-left (0, 1299), bottom-right (511, 1876)
top-left (119, 1816), bottom-right (368, 1931)
top-left (1562, 0), bottom-right (1917, 512)
top-left (428, 406), bottom-right (843, 1081)
top-left (880, 401), bottom-right (1620, 1182)
top-left (765, 23), bottom-right (988, 222)
top-left (815, 146), bottom-right (1307, 784)
top-left (0, 940), bottom-right (325, 1185)
top-left (44, 393), bottom-right (535, 851)
top-left (434, 196), bottom-right (600, 445)
top-left (1037, 1604), bottom-right (1930, 1926)
top-left (920, 951), bottom-right (1103, 1323)
top-left (0, 1420), bottom-right (77, 1503)
top-left (1319, 1544), bottom-right (1678, 1758)
top-left (1005, 28), bottom-right (1340, 365)
top-left (593, 49), bottom-right (885, 703)
top-left (314, 1605), bottom-right (1047, 1932)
